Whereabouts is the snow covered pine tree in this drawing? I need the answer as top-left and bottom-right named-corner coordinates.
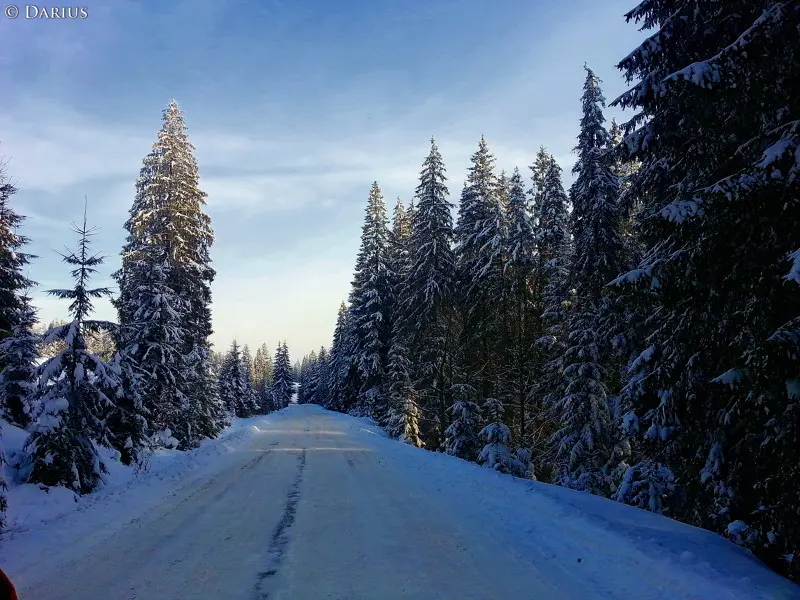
top-left (551, 66), bottom-right (625, 495)
top-left (0, 162), bottom-right (37, 528)
top-left (611, 0), bottom-right (800, 577)
top-left (345, 182), bottom-right (392, 420)
top-left (270, 341), bottom-right (295, 410)
top-left (402, 139), bottom-right (457, 447)
top-left (0, 170), bottom-right (36, 429)
top-left (114, 100), bottom-right (220, 450)
top-left (22, 209), bottom-right (125, 493)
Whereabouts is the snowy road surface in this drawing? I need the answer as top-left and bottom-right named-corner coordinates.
top-left (3, 405), bottom-right (798, 600)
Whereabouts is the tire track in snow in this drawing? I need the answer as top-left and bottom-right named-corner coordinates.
top-left (254, 448), bottom-right (307, 599)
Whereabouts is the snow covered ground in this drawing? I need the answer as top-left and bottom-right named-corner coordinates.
top-left (1, 404), bottom-right (797, 599)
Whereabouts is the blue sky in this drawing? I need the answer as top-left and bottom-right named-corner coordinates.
top-left (0, 0), bottom-right (645, 360)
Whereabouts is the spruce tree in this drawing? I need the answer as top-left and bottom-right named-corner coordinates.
top-left (529, 146), bottom-right (553, 222)
top-left (502, 167), bottom-right (538, 447)
top-left (611, 0), bottom-right (800, 576)
top-left (443, 383), bottom-right (482, 461)
top-left (23, 211), bottom-right (124, 493)
top-left (346, 182), bottom-right (392, 418)
top-left (239, 344), bottom-right (259, 415)
top-left (312, 347), bottom-right (329, 406)
top-left (326, 303), bottom-right (350, 411)
top-left (103, 341), bottom-right (148, 466)
top-left (270, 341), bottom-right (294, 410)
top-left (0, 168), bottom-right (34, 346)
top-left (119, 241), bottom-right (188, 449)
top-left (115, 100), bottom-right (216, 450)
top-left (218, 340), bottom-right (255, 417)
top-left (297, 350), bottom-right (318, 405)
top-left (253, 342), bottom-right (274, 412)
top-left (0, 166), bottom-right (36, 428)
top-left (454, 136), bottom-right (505, 402)
top-left (402, 138), bottom-right (456, 446)
top-left (383, 328), bottom-right (422, 446)
top-left (0, 293), bottom-right (39, 428)
top-left (552, 66), bottom-right (624, 494)
top-left (387, 198), bottom-right (412, 332)
top-left (478, 397), bottom-right (528, 476)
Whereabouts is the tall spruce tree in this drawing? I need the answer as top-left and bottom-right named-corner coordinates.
top-left (402, 138), bottom-right (457, 446)
top-left (552, 66), bottom-right (624, 494)
top-left (387, 198), bottom-right (412, 333)
top-left (23, 211), bottom-right (124, 493)
top-left (326, 303), bottom-right (350, 411)
top-left (611, 0), bottom-right (800, 577)
top-left (0, 166), bottom-right (37, 428)
top-left (454, 136), bottom-right (505, 402)
top-left (530, 146), bottom-right (553, 223)
top-left (270, 341), bottom-right (294, 410)
top-left (384, 329), bottom-right (422, 446)
top-left (502, 167), bottom-right (538, 446)
top-left (119, 238), bottom-right (188, 449)
top-left (311, 347), bottom-right (329, 406)
top-left (114, 100), bottom-right (216, 450)
top-left (297, 350), bottom-right (317, 405)
top-left (346, 182), bottom-right (392, 418)
top-left (218, 340), bottom-right (254, 417)
top-left (240, 344), bottom-right (259, 416)
top-left (253, 343), bottom-right (274, 412)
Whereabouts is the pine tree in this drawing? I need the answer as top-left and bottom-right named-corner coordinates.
top-left (529, 146), bottom-right (553, 222)
top-left (114, 100), bottom-right (216, 450)
top-left (387, 198), bottom-right (412, 331)
top-left (478, 397), bottom-right (528, 476)
top-left (443, 384), bottom-right (482, 461)
top-left (103, 341), bottom-right (149, 466)
top-left (193, 344), bottom-right (228, 437)
top-left (611, 0), bottom-right (800, 577)
top-left (502, 167), bottom-right (538, 448)
top-left (0, 293), bottom-right (39, 428)
top-left (270, 341), bottom-right (294, 410)
top-left (22, 210), bottom-right (124, 493)
top-left (253, 343), bottom-right (274, 412)
top-left (239, 344), bottom-right (259, 416)
top-left (0, 165), bottom-right (36, 429)
top-left (297, 350), bottom-right (318, 405)
top-left (120, 240), bottom-right (188, 449)
top-left (552, 66), bottom-right (624, 494)
top-left (0, 167), bottom-right (35, 346)
top-left (383, 329), bottom-right (422, 446)
top-left (402, 138), bottom-right (457, 446)
top-left (326, 303), bottom-right (350, 411)
top-left (312, 347), bottom-right (329, 406)
top-left (346, 182), bottom-right (392, 418)
top-left (218, 340), bottom-right (254, 417)
top-left (454, 136), bottom-right (505, 402)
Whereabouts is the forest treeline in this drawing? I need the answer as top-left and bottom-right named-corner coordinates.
top-left (293, 2), bottom-right (800, 581)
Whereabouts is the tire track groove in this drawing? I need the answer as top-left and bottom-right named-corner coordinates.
top-left (254, 449), bottom-right (307, 599)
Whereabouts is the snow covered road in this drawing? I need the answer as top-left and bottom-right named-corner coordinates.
top-left (3, 404), bottom-right (798, 599)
